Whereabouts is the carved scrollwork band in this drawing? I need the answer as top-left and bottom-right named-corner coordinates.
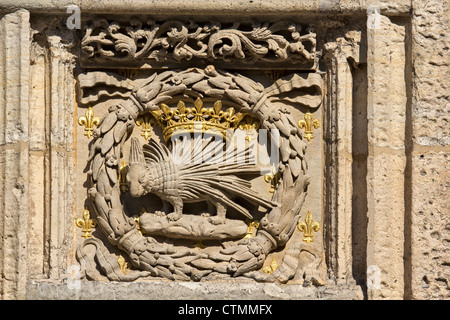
top-left (81, 19), bottom-right (317, 69)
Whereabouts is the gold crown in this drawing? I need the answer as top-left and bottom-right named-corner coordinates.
top-left (150, 98), bottom-right (246, 141)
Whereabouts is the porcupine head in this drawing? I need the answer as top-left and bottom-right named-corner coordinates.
top-left (127, 137), bottom-right (153, 197)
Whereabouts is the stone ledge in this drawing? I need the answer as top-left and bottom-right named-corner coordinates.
top-left (27, 280), bottom-right (364, 300)
top-left (0, 0), bottom-right (411, 15)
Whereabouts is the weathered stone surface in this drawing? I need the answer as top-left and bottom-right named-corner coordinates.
top-left (409, 0), bottom-right (450, 300)
top-left (410, 152), bottom-right (449, 299)
top-left (365, 13), bottom-right (408, 300)
top-left (0, 0), bottom-right (448, 301)
top-left (0, 0), bottom-right (412, 15)
top-left (26, 280), bottom-right (364, 300)
top-left (0, 8), bottom-right (31, 300)
top-left (74, 66), bottom-right (319, 283)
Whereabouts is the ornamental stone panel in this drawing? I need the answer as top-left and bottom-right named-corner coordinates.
top-left (0, 0), bottom-right (448, 300)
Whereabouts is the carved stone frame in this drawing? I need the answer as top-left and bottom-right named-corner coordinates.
top-left (73, 13), bottom-right (326, 283)
top-left (0, 3), bottom-right (417, 300)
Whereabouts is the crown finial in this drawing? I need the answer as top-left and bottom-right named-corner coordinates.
top-left (150, 98), bottom-right (246, 142)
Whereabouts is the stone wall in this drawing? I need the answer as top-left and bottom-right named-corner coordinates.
top-left (409, 0), bottom-right (449, 300)
top-left (0, 0), bottom-right (448, 300)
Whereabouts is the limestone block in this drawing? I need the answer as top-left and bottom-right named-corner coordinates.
top-left (26, 280), bottom-right (364, 300)
top-left (411, 0), bottom-right (449, 147)
top-left (366, 14), bottom-right (407, 299)
top-left (409, 0), bottom-right (450, 300)
top-left (367, 15), bottom-right (407, 149)
top-left (0, 8), bottom-right (31, 300)
top-left (366, 152), bottom-right (406, 299)
top-left (0, 0), bottom-right (412, 15)
top-left (410, 152), bottom-right (449, 299)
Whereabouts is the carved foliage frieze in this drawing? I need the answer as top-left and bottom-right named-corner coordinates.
top-left (81, 18), bottom-right (317, 69)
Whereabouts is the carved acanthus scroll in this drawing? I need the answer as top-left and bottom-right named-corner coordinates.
top-left (81, 19), bottom-right (317, 68)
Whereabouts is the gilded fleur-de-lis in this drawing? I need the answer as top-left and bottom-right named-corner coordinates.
top-left (206, 100), bottom-right (224, 125)
top-left (298, 110), bottom-right (320, 142)
top-left (118, 161), bottom-right (129, 193)
top-left (175, 100), bottom-right (189, 123)
top-left (133, 215), bottom-right (143, 236)
top-left (191, 97), bottom-right (208, 121)
top-left (133, 207), bottom-right (146, 236)
top-left (243, 218), bottom-right (260, 239)
top-left (117, 254), bottom-right (129, 275)
top-left (238, 116), bottom-right (260, 141)
top-left (76, 208), bottom-right (97, 239)
top-left (264, 166), bottom-right (281, 193)
top-left (297, 211), bottom-right (320, 244)
top-left (262, 258), bottom-right (279, 274)
top-left (78, 106), bottom-right (100, 139)
top-left (136, 113), bottom-right (156, 140)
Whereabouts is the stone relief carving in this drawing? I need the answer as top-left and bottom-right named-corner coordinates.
top-left (75, 65), bottom-right (323, 283)
top-left (81, 18), bottom-right (317, 68)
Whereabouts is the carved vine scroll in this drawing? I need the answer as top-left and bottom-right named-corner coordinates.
top-left (81, 19), bottom-right (317, 69)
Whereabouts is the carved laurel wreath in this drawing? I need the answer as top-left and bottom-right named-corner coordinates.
top-left (76, 66), bottom-right (322, 282)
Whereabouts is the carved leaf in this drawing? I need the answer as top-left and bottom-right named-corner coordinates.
top-left (106, 166), bottom-right (118, 185)
top-left (88, 138), bottom-right (101, 161)
top-left (275, 119), bottom-right (292, 137)
top-left (289, 156), bottom-right (302, 178)
top-left (114, 121), bottom-right (127, 143)
top-left (101, 130), bottom-right (115, 155)
top-left (280, 138), bottom-right (290, 162)
top-left (92, 153), bottom-right (103, 181)
top-left (100, 112), bottom-right (118, 134)
top-left (289, 134), bottom-right (305, 158)
top-left (191, 259), bottom-right (217, 270)
top-left (96, 170), bottom-right (108, 196)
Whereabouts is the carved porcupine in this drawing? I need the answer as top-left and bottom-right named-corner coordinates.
top-left (126, 136), bottom-right (278, 224)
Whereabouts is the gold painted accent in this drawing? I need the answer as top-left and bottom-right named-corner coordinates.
top-left (264, 167), bottom-right (281, 193)
top-left (135, 113), bottom-right (156, 141)
top-left (151, 98), bottom-right (246, 142)
top-left (238, 116), bottom-right (261, 141)
top-left (262, 258), bottom-right (279, 274)
top-left (117, 254), bottom-right (129, 275)
top-left (297, 211), bottom-right (320, 244)
top-left (133, 208), bottom-right (146, 236)
top-left (298, 110), bottom-right (320, 142)
top-left (78, 106), bottom-right (100, 139)
top-left (118, 161), bottom-right (129, 193)
top-left (76, 208), bottom-right (97, 239)
top-left (243, 218), bottom-right (260, 239)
